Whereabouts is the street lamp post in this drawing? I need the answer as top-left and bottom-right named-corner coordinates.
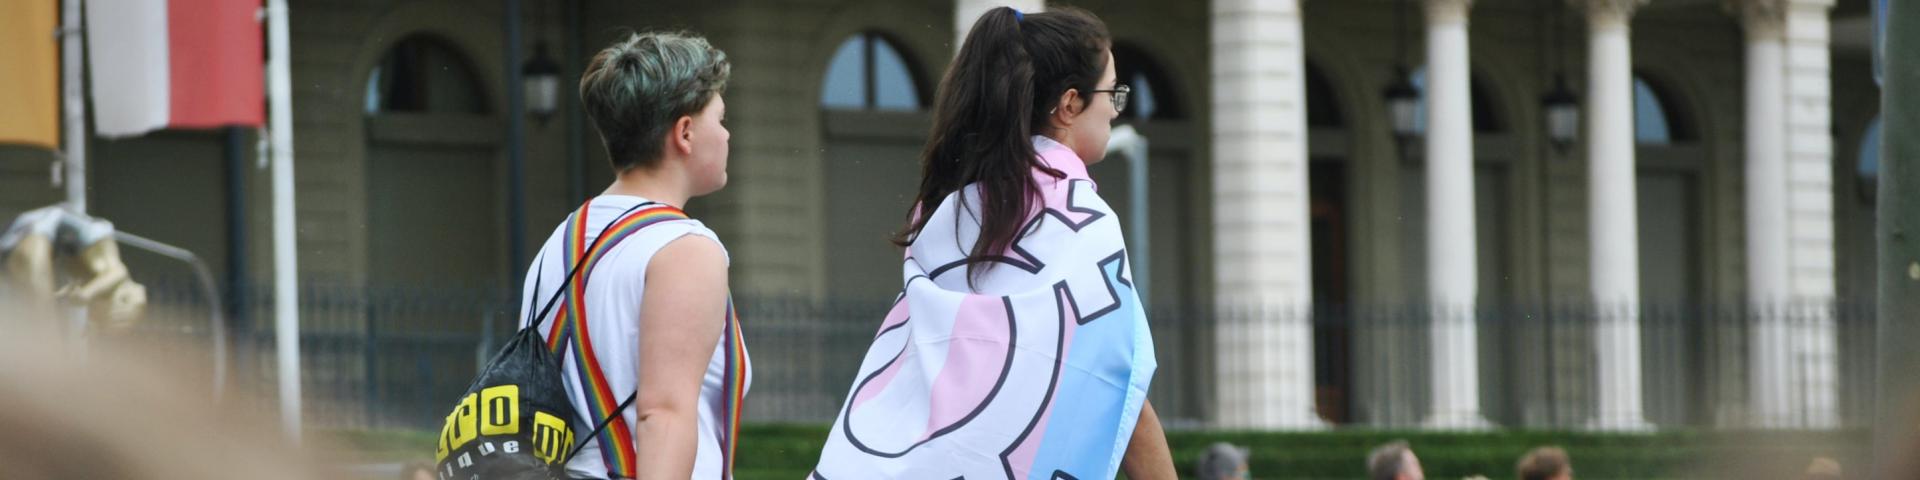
top-left (1542, 73), bottom-right (1580, 154)
top-left (523, 41), bottom-right (561, 126)
top-left (1385, 66), bottom-right (1421, 162)
top-left (1385, 0), bottom-right (1420, 163)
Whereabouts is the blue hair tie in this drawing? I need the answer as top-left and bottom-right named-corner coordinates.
top-left (1013, 9), bottom-right (1024, 22)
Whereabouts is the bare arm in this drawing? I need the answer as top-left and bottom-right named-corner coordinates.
top-left (1120, 400), bottom-right (1176, 480)
top-left (633, 236), bottom-right (729, 480)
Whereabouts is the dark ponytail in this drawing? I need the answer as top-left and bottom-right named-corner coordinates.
top-left (892, 6), bottom-right (1111, 286)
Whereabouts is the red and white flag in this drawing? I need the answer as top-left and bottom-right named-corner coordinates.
top-left (86, 0), bottom-right (263, 138)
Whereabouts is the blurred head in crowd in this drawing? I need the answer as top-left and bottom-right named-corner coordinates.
top-left (1803, 456), bottom-right (1842, 480)
top-left (1369, 440), bottom-right (1424, 480)
top-left (400, 460), bottom-right (435, 480)
top-left (1517, 446), bottom-right (1573, 480)
top-left (0, 301), bottom-right (327, 479)
top-left (1196, 442), bottom-right (1250, 480)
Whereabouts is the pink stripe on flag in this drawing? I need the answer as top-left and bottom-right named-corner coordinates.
top-left (875, 299), bottom-right (910, 338)
top-left (849, 300), bottom-right (915, 413)
top-left (920, 294), bottom-right (1012, 439)
top-left (850, 350), bottom-right (907, 413)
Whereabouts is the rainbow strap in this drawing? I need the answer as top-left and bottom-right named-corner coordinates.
top-left (541, 201), bottom-right (747, 478)
top-left (718, 296), bottom-right (746, 478)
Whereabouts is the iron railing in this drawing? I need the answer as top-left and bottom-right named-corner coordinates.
top-left (124, 280), bottom-right (1875, 432)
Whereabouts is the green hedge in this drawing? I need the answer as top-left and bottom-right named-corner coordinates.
top-left (327, 425), bottom-right (1868, 480)
top-left (730, 425), bottom-right (1868, 480)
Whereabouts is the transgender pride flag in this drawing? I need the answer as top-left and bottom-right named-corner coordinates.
top-left (814, 137), bottom-right (1157, 479)
top-left (85, 0), bottom-right (263, 138)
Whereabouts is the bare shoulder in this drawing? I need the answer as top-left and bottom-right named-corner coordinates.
top-left (645, 234), bottom-right (728, 285)
top-left (639, 234), bottom-right (729, 332)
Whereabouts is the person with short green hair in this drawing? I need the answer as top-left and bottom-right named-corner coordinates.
top-left (519, 30), bottom-right (748, 480)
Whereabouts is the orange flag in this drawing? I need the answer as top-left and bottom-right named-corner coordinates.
top-left (0, 0), bottom-right (58, 149)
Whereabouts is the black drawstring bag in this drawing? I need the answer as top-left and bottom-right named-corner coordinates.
top-left (435, 202), bottom-right (651, 480)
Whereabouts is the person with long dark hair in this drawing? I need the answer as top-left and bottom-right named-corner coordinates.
top-left (814, 7), bottom-right (1173, 478)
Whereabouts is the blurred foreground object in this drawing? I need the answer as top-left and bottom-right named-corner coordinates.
top-left (1803, 456), bottom-right (1842, 480)
top-left (0, 206), bottom-right (147, 329)
top-left (0, 303), bottom-right (327, 479)
top-left (1878, 0), bottom-right (1920, 477)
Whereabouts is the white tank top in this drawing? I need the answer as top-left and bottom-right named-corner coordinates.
top-left (516, 195), bottom-right (750, 479)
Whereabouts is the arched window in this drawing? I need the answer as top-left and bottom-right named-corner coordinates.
top-left (1409, 67), bottom-right (1504, 134)
top-left (364, 35), bottom-right (489, 115)
top-left (1634, 75), bottom-right (1694, 145)
top-left (820, 32), bottom-right (923, 111)
top-left (1307, 62), bottom-right (1342, 127)
top-left (1112, 43), bottom-right (1181, 120)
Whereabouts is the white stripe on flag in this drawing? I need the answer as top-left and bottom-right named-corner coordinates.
top-left (85, 0), bottom-right (170, 138)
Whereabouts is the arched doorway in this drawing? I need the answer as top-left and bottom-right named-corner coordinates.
top-left (1304, 60), bottom-right (1354, 423)
top-left (1631, 73), bottom-right (1709, 427)
top-left (357, 34), bottom-right (501, 428)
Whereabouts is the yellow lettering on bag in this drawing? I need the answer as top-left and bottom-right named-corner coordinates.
top-left (479, 385), bottom-right (520, 436)
top-left (436, 407), bottom-right (454, 461)
top-left (531, 411), bottom-right (572, 465)
top-left (446, 393), bottom-right (479, 451)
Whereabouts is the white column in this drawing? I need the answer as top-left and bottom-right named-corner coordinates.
top-left (1422, 0), bottom-right (1487, 429)
top-left (1781, 0), bottom-right (1838, 429)
top-left (1580, 0), bottom-right (1651, 431)
top-left (1730, 0), bottom-right (1796, 429)
top-left (1730, 0), bottom-right (1843, 429)
top-left (1211, 0), bottom-right (1322, 430)
top-left (954, 0), bottom-right (1045, 54)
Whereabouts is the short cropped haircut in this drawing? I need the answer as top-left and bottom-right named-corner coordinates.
top-left (1368, 440), bottom-right (1413, 480)
top-left (579, 31), bottom-right (730, 172)
top-left (1517, 446), bottom-right (1571, 480)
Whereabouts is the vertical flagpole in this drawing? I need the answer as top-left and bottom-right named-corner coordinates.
top-left (59, 0), bottom-right (85, 214)
top-left (59, 0), bottom-right (91, 355)
top-left (265, 0), bottom-right (302, 443)
top-left (60, 0), bottom-right (94, 360)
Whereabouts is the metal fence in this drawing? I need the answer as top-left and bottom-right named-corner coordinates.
top-left (131, 279), bottom-right (1876, 432)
